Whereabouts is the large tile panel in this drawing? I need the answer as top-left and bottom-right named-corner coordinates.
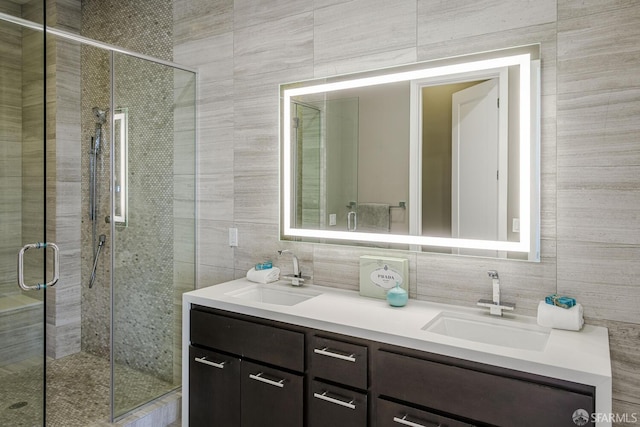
top-left (557, 167), bottom-right (640, 245)
top-left (233, 11), bottom-right (313, 78)
top-left (417, 0), bottom-right (556, 46)
top-left (557, 88), bottom-right (640, 168)
top-left (174, 0), bottom-right (233, 44)
top-left (557, 241), bottom-right (640, 323)
top-left (557, 3), bottom-right (640, 94)
top-left (314, 0), bottom-right (416, 67)
top-left (234, 0), bottom-right (313, 29)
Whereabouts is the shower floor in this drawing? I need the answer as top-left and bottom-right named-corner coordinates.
top-left (0, 351), bottom-right (175, 427)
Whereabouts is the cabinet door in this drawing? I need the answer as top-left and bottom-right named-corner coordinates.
top-left (309, 380), bottom-right (367, 427)
top-left (241, 360), bottom-right (303, 427)
top-left (189, 346), bottom-right (241, 427)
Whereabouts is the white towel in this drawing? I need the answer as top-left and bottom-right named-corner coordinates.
top-left (536, 301), bottom-right (584, 331)
top-left (246, 267), bottom-right (280, 284)
top-left (357, 203), bottom-right (390, 232)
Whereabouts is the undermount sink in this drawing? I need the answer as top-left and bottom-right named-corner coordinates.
top-left (422, 311), bottom-right (550, 352)
top-left (225, 284), bottom-right (321, 306)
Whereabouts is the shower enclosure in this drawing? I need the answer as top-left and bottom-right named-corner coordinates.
top-left (0, 3), bottom-right (196, 426)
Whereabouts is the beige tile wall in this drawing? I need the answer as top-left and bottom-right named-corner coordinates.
top-left (0, 3), bottom-right (23, 297)
top-left (173, 0), bottom-right (640, 419)
top-left (45, 0), bottom-right (82, 359)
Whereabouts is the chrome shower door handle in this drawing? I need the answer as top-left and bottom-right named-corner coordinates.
top-left (17, 242), bottom-right (60, 291)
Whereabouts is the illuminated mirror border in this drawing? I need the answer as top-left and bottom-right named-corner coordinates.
top-left (281, 50), bottom-right (540, 258)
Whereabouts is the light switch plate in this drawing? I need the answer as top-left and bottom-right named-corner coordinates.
top-left (229, 227), bottom-right (238, 247)
top-left (512, 218), bottom-right (520, 233)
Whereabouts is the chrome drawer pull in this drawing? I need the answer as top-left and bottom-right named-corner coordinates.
top-left (393, 414), bottom-right (440, 427)
top-left (249, 372), bottom-right (285, 388)
top-left (313, 391), bottom-right (356, 410)
top-left (314, 347), bottom-right (356, 362)
top-left (194, 357), bottom-right (225, 369)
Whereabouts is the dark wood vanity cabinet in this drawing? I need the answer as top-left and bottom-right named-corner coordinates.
top-left (189, 306), bottom-right (304, 427)
top-left (188, 305), bottom-right (596, 427)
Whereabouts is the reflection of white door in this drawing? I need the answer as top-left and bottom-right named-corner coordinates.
top-left (451, 79), bottom-right (502, 256)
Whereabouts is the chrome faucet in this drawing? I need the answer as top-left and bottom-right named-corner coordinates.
top-left (277, 250), bottom-right (310, 286)
top-left (477, 270), bottom-right (515, 316)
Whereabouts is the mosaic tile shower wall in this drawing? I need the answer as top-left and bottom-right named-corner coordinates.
top-left (113, 53), bottom-right (175, 383)
top-left (80, 43), bottom-right (111, 358)
top-left (80, 0), bottom-right (176, 381)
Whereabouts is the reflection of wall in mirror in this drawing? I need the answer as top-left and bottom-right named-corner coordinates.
top-left (357, 82), bottom-right (410, 234)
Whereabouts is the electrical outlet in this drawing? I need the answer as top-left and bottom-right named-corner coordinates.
top-left (512, 218), bottom-right (520, 233)
top-left (329, 214), bottom-right (336, 226)
top-left (229, 227), bottom-right (238, 247)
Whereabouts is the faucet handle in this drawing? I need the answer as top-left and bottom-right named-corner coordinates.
top-left (282, 273), bottom-right (311, 287)
top-left (477, 299), bottom-right (515, 316)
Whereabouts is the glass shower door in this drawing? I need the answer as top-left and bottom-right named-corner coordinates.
top-left (111, 52), bottom-right (196, 418)
top-left (0, 14), bottom-right (46, 427)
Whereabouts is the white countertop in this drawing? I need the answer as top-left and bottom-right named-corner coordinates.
top-left (182, 278), bottom-right (612, 426)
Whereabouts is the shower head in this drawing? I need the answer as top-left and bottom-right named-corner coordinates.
top-left (92, 107), bottom-right (109, 124)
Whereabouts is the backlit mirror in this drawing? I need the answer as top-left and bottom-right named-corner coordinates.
top-left (280, 45), bottom-right (541, 261)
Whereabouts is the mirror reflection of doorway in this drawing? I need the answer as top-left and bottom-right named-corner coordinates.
top-left (417, 74), bottom-right (508, 257)
top-left (451, 79), bottom-right (503, 257)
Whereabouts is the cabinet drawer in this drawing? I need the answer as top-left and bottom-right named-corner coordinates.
top-left (310, 335), bottom-right (368, 389)
top-left (376, 398), bottom-right (473, 427)
top-left (375, 350), bottom-right (595, 427)
top-left (190, 308), bottom-right (304, 372)
top-left (309, 380), bottom-right (367, 427)
top-left (189, 346), bottom-right (240, 427)
top-left (241, 360), bottom-right (303, 427)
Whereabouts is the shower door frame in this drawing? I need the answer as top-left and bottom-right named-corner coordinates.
top-left (0, 9), bottom-right (198, 424)
top-left (47, 25), bottom-right (198, 423)
top-left (0, 10), bottom-right (48, 427)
